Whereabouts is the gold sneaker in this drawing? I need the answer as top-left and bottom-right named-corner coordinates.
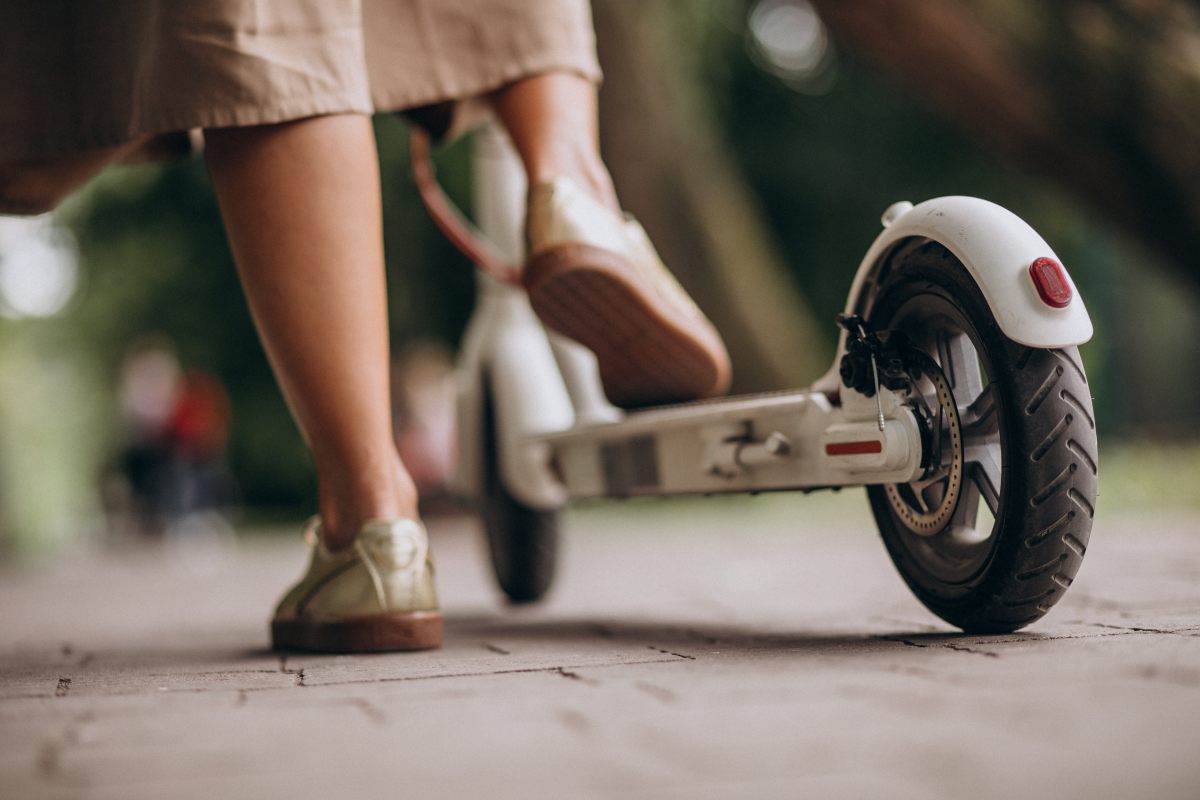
top-left (523, 177), bottom-right (731, 409)
top-left (271, 517), bottom-right (441, 652)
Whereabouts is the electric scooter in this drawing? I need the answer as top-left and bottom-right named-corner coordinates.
top-left (415, 124), bottom-right (1098, 634)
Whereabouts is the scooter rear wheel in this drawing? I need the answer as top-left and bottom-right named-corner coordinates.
top-left (865, 242), bottom-right (1098, 632)
top-left (480, 383), bottom-right (560, 603)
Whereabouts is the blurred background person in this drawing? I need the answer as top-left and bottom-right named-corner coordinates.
top-left (102, 336), bottom-right (237, 555)
top-left (103, 336), bottom-right (183, 542)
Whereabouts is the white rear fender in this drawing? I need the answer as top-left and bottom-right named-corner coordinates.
top-left (847, 197), bottom-right (1094, 348)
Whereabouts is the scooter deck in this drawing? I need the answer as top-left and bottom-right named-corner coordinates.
top-left (543, 388), bottom-right (829, 444)
top-left (538, 388), bottom-right (921, 499)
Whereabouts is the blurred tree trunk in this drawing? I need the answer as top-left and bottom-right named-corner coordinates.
top-left (593, 1), bottom-right (829, 392)
top-left (809, 0), bottom-right (1200, 292)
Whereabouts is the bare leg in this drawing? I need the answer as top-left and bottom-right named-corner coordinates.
top-left (205, 115), bottom-right (414, 550)
top-left (491, 72), bottom-right (618, 211)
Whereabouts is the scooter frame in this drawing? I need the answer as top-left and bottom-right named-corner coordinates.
top-left (452, 125), bottom-right (1093, 513)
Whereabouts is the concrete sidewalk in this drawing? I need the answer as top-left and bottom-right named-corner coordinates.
top-left (2, 494), bottom-right (1199, 799)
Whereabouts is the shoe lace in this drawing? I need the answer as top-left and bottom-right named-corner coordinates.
top-left (354, 538), bottom-right (390, 612)
top-left (304, 516), bottom-right (390, 611)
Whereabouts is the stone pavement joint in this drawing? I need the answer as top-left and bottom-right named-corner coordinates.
top-left (279, 656), bottom-right (306, 687)
top-left (888, 638), bottom-right (1001, 659)
top-left (555, 667), bottom-right (598, 685)
top-left (646, 645), bottom-right (697, 660)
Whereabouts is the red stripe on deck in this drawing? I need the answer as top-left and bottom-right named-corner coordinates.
top-left (825, 440), bottom-right (883, 456)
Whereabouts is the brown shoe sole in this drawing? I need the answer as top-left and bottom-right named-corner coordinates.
top-left (272, 611), bottom-right (442, 653)
top-left (524, 244), bottom-right (731, 408)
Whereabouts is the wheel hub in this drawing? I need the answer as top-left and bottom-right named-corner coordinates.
top-left (884, 359), bottom-right (964, 536)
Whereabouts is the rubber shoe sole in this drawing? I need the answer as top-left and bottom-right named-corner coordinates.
top-left (271, 611), bottom-right (443, 653)
top-left (525, 243), bottom-right (731, 408)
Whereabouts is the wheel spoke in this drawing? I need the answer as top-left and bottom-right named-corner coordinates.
top-left (960, 383), bottom-right (999, 437)
top-left (911, 486), bottom-right (933, 514)
top-left (964, 443), bottom-right (1002, 515)
top-left (948, 483), bottom-right (982, 537)
top-left (938, 331), bottom-right (984, 406)
top-left (912, 466), bottom-right (949, 492)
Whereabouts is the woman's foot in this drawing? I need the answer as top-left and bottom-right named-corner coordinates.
top-left (523, 177), bottom-right (731, 408)
top-left (271, 517), bottom-right (441, 652)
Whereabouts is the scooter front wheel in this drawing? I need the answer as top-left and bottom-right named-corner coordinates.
top-left (480, 382), bottom-right (560, 603)
top-left (865, 242), bottom-right (1098, 632)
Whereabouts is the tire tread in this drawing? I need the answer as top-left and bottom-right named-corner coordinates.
top-left (970, 337), bottom-right (1097, 629)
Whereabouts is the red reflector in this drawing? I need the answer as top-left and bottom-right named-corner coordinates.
top-left (1029, 257), bottom-right (1072, 309)
top-left (825, 440), bottom-right (883, 456)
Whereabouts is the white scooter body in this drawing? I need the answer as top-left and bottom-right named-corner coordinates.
top-left (453, 126), bottom-right (1094, 511)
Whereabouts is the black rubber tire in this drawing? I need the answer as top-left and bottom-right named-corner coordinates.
top-left (866, 243), bottom-right (1098, 633)
top-left (480, 382), bottom-right (560, 603)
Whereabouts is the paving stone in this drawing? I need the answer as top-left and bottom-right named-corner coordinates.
top-left (1, 499), bottom-right (1198, 799)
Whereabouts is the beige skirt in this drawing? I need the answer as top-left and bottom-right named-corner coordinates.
top-left (0, 0), bottom-right (601, 162)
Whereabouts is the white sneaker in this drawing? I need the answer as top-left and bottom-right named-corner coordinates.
top-left (271, 517), bottom-right (441, 652)
top-left (524, 177), bottom-right (731, 408)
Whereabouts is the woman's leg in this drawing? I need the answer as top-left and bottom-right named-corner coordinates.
top-left (490, 71), bottom-right (618, 211)
top-left (205, 114), bottom-right (414, 550)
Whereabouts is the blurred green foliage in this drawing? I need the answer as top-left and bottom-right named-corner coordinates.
top-left (1095, 440), bottom-right (1200, 513)
top-left (686, 4), bottom-right (1125, 432)
top-left (684, 0), bottom-right (1198, 437)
